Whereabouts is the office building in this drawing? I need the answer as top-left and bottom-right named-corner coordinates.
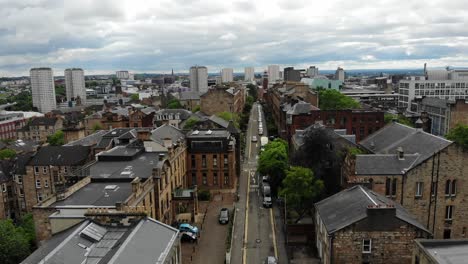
top-left (30, 68), bottom-right (57, 113)
top-left (307, 66), bottom-right (319, 77)
top-left (268, 65), bottom-right (280, 83)
top-left (189, 66), bottom-right (208, 93)
top-left (64, 68), bottom-right (86, 104)
top-left (335, 67), bottom-right (345, 82)
top-left (244, 67), bottom-right (255, 82)
top-left (116, 70), bottom-right (130, 80)
top-left (283, 67), bottom-right (301, 82)
top-left (221, 68), bottom-right (233, 83)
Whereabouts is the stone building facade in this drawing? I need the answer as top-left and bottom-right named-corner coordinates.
top-left (315, 185), bottom-right (430, 264)
top-left (17, 117), bottom-right (63, 142)
top-left (200, 86), bottom-right (245, 116)
top-left (344, 122), bottom-right (468, 239)
top-left (186, 129), bottom-right (236, 190)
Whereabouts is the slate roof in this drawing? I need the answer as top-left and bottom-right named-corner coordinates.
top-left (52, 182), bottom-right (132, 207)
top-left (150, 124), bottom-right (185, 144)
top-left (359, 122), bottom-right (452, 168)
top-left (30, 117), bottom-right (58, 126)
top-left (179, 91), bottom-right (201, 100)
top-left (286, 101), bottom-right (319, 115)
top-left (315, 185), bottom-right (429, 234)
top-left (421, 97), bottom-right (454, 109)
top-left (14, 153), bottom-right (33, 174)
top-left (208, 115), bottom-right (229, 128)
top-left (64, 130), bottom-right (107, 147)
top-left (21, 218), bottom-right (179, 264)
top-left (29, 146), bottom-right (90, 166)
top-left (0, 160), bottom-right (14, 182)
top-left (355, 154), bottom-right (421, 175)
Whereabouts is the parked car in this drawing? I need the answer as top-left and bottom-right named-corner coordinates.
top-left (179, 223), bottom-right (199, 235)
top-left (218, 208), bottom-right (230, 224)
top-left (265, 256), bottom-right (278, 264)
top-left (180, 231), bottom-right (197, 243)
top-left (252, 136), bottom-right (258, 142)
top-left (263, 195), bottom-right (272, 208)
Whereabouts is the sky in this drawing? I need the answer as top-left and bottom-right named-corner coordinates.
top-left (1, 0), bottom-right (468, 76)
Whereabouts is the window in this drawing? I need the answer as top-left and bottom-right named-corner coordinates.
top-left (191, 155), bottom-right (196, 167)
top-left (224, 172), bottom-right (229, 185)
top-left (37, 193), bottom-right (43, 202)
top-left (34, 166), bottom-right (39, 175)
top-left (445, 180), bottom-right (457, 197)
top-left (445, 205), bottom-right (454, 220)
top-left (415, 182), bottom-right (423, 197)
top-left (431, 182), bottom-right (437, 196)
top-left (362, 239), bottom-right (372, 253)
top-left (392, 179), bottom-right (397, 196)
top-left (42, 166), bottom-right (47, 174)
top-left (192, 172), bottom-right (197, 185)
top-left (213, 172), bottom-right (218, 185)
top-left (44, 180), bottom-right (49, 188)
top-left (443, 229), bottom-right (451, 239)
top-left (202, 155), bottom-right (206, 168)
top-left (202, 173), bottom-right (207, 185)
top-left (224, 155), bottom-right (228, 166)
top-left (385, 178), bottom-right (397, 197)
top-left (35, 180), bottom-right (41, 188)
top-left (1, 183), bottom-right (6, 192)
top-left (53, 171), bottom-right (59, 183)
top-left (64, 167), bottom-right (68, 173)
top-left (213, 155), bottom-right (218, 167)
top-left (18, 188), bottom-right (24, 197)
top-left (17, 175), bottom-right (23, 184)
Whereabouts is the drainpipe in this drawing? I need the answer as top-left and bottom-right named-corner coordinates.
top-left (427, 154), bottom-right (436, 229)
top-left (328, 234), bottom-right (334, 264)
top-left (432, 152), bottom-right (441, 236)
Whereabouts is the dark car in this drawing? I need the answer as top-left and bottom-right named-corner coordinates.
top-left (218, 208), bottom-right (230, 224)
top-left (180, 231), bottom-right (197, 243)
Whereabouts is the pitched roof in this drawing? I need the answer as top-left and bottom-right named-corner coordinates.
top-left (150, 124), bottom-right (185, 144)
top-left (286, 101), bottom-right (319, 115)
top-left (179, 91), bottom-right (201, 100)
top-left (21, 218), bottom-right (179, 264)
top-left (155, 109), bottom-right (193, 120)
top-left (355, 154), bottom-right (421, 175)
top-left (64, 130), bottom-right (107, 147)
top-left (208, 115), bottom-right (229, 128)
top-left (315, 185), bottom-right (429, 234)
top-left (30, 117), bottom-right (58, 126)
top-left (359, 122), bottom-right (452, 168)
top-left (29, 146), bottom-right (90, 166)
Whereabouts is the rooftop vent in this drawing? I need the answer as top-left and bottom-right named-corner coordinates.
top-left (192, 130), bottom-right (199, 135)
top-left (104, 185), bottom-right (118, 191)
top-left (206, 130), bottom-right (212, 135)
top-left (80, 222), bottom-right (107, 242)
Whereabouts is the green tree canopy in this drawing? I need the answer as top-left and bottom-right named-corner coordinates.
top-left (318, 89), bottom-right (360, 110)
top-left (92, 123), bottom-right (103, 132)
top-left (279, 166), bottom-right (324, 223)
top-left (446, 124), bottom-right (468, 149)
top-left (0, 149), bottom-right (16, 160)
top-left (0, 218), bottom-right (32, 264)
top-left (216, 111), bottom-right (240, 128)
top-left (167, 98), bottom-right (182, 109)
top-left (246, 83), bottom-right (258, 101)
top-left (384, 113), bottom-right (414, 127)
top-left (258, 139), bottom-right (289, 194)
top-left (192, 105), bottom-right (201, 113)
top-left (55, 84), bottom-right (66, 97)
top-left (183, 117), bottom-right (199, 130)
top-left (130, 94), bottom-right (140, 101)
top-left (47, 130), bottom-right (65, 146)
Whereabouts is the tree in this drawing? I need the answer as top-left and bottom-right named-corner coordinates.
top-left (47, 130), bottom-right (65, 146)
top-left (130, 94), bottom-right (140, 102)
top-left (446, 124), bottom-right (468, 149)
top-left (167, 98), bottom-right (182, 109)
top-left (384, 113), bottom-right (414, 127)
top-left (258, 139), bottom-right (289, 194)
top-left (0, 219), bottom-right (31, 264)
top-left (216, 111), bottom-right (240, 129)
top-left (192, 105), bottom-right (201, 113)
top-left (92, 123), bottom-right (103, 132)
top-left (0, 149), bottom-right (16, 160)
top-left (279, 166), bottom-right (324, 223)
top-left (55, 85), bottom-right (66, 97)
top-left (183, 117), bottom-right (199, 130)
top-left (246, 84), bottom-right (258, 101)
top-left (318, 89), bottom-right (360, 110)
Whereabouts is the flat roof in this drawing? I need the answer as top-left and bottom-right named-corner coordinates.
top-left (417, 239), bottom-right (468, 264)
top-left (90, 152), bottom-right (163, 179)
top-left (187, 129), bottom-right (230, 138)
top-left (52, 182), bottom-right (132, 207)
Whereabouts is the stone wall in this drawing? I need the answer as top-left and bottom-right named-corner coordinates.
top-left (450, 99), bottom-right (468, 129)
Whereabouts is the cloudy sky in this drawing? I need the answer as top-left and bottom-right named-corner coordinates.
top-left (1, 0), bottom-right (468, 76)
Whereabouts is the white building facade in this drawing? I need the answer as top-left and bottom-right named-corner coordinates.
top-left (307, 66), bottom-right (319, 77)
top-left (398, 69), bottom-right (468, 111)
top-left (244, 67), bottom-right (255, 82)
top-left (116, 71), bottom-right (130, 80)
top-left (65, 68), bottom-right (86, 104)
top-left (268, 65), bottom-right (280, 83)
top-left (221, 68), bottom-right (233, 83)
top-left (189, 66), bottom-right (208, 93)
top-left (30, 68), bottom-right (57, 113)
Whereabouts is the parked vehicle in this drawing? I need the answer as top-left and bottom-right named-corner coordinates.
top-left (263, 195), bottom-right (272, 208)
top-left (262, 183), bottom-right (272, 208)
top-left (180, 231), bottom-right (197, 243)
top-left (265, 256), bottom-right (278, 264)
top-left (252, 135), bottom-right (258, 142)
top-left (179, 223), bottom-right (199, 235)
top-left (218, 208), bottom-right (230, 224)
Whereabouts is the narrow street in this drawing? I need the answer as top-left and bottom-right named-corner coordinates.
top-left (231, 102), bottom-right (288, 264)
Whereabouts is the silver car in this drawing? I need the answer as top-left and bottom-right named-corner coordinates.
top-left (219, 208), bottom-right (229, 224)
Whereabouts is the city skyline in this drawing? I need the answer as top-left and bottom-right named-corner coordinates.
top-left (2, 0), bottom-right (468, 77)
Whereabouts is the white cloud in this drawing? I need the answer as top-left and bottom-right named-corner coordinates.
top-left (1, 0), bottom-right (468, 76)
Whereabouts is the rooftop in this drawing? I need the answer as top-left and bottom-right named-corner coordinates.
top-left (187, 129), bottom-right (230, 139)
top-left (29, 146), bottom-right (90, 166)
top-left (90, 152), bottom-right (163, 179)
top-left (315, 185), bottom-right (428, 234)
top-left (416, 239), bottom-right (468, 264)
top-left (355, 153), bottom-right (421, 175)
top-left (21, 218), bottom-right (179, 264)
top-left (150, 124), bottom-right (185, 145)
top-left (65, 130), bottom-right (107, 147)
top-left (52, 182), bottom-right (132, 207)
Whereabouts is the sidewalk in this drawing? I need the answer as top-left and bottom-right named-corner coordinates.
top-left (273, 204), bottom-right (289, 264)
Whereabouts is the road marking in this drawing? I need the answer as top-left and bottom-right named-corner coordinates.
top-left (270, 208), bottom-right (278, 259)
top-left (243, 169), bottom-right (251, 264)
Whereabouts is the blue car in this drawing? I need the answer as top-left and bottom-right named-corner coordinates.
top-left (179, 223), bottom-right (199, 235)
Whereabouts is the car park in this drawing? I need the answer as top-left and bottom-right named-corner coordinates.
top-left (218, 208), bottom-right (230, 224)
top-left (179, 223), bottom-right (199, 235)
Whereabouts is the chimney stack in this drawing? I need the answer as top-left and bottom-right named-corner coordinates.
top-left (397, 147), bottom-right (404, 160)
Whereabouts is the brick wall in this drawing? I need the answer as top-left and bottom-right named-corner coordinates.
top-left (449, 99), bottom-right (468, 130)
